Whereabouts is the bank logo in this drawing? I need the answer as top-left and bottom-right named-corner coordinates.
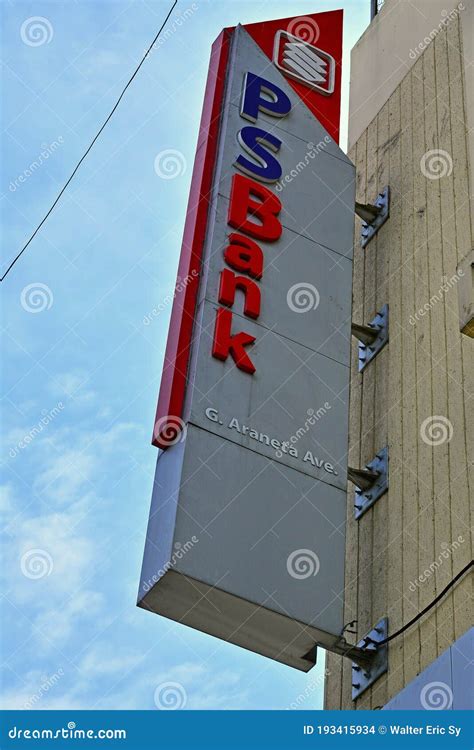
top-left (272, 31), bottom-right (335, 95)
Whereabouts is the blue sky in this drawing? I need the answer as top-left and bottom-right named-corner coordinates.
top-left (1, 0), bottom-right (368, 710)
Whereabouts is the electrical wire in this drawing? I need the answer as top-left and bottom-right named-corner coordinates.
top-left (1, 0), bottom-right (178, 282)
top-left (378, 559), bottom-right (473, 646)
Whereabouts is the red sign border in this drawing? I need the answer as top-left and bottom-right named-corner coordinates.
top-left (153, 29), bottom-right (231, 448)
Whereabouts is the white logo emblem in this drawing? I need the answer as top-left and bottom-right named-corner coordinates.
top-left (273, 30), bottom-right (335, 95)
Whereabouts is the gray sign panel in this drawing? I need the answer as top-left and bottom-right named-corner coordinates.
top-left (139, 23), bottom-right (355, 671)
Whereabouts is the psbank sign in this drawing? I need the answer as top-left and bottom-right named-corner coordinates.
top-left (139, 11), bottom-right (356, 671)
top-left (212, 76), bottom-right (292, 375)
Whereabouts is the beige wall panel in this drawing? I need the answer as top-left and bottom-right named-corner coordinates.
top-left (409, 52), bottom-right (439, 674)
top-left (448, 20), bottom-right (473, 640)
top-left (446, 20), bottom-right (474, 595)
top-left (434, 25), bottom-right (473, 645)
top-left (423, 40), bottom-right (455, 658)
top-left (398, 69), bottom-right (421, 687)
top-left (348, 0), bottom-right (471, 150)
top-left (324, 12), bottom-right (472, 709)
top-left (355, 117), bottom-right (379, 710)
top-left (370, 99), bottom-right (391, 709)
top-left (382, 86), bottom-right (405, 702)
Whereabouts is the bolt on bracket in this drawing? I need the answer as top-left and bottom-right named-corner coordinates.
top-left (350, 618), bottom-right (389, 700)
top-left (352, 304), bottom-right (389, 372)
top-left (348, 445), bottom-right (388, 519)
top-left (356, 186), bottom-right (390, 247)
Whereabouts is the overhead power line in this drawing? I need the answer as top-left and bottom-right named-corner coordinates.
top-left (341, 560), bottom-right (473, 661)
top-left (378, 559), bottom-right (473, 647)
top-left (1, 0), bottom-right (178, 282)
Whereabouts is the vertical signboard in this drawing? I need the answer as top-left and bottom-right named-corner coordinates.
top-left (139, 11), bottom-right (356, 671)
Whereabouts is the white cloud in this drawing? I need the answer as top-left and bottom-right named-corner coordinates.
top-left (49, 371), bottom-right (89, 398)
top-left (3, 504), bottom-right (96, 604)
top-left (30, 420), bottom-right (139, 505)
top-left (34, 590), bottom-right (106, 648)
top-left (150, 662), bottom-right (248, 710)
top-left (34, 450), bottom-right (98, 504)
top-left (77, 643), bottom-right (142, 677)
top-left (1, 669), bottom-right (72, 711)
top-left (0, 483), bottom-right (15, 516)
top-left (1, 416), bottom-right (142, 668)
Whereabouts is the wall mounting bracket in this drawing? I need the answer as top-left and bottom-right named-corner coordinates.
top-left (355, 186), bottom-right (390, 247)
top-left (350, 618), bottom-right (388, 700)
top-left (332, 618), bottom-right (389, 699)
top-left (348, 445), bottom-right (388, 519)
top-left (351, 304), bottom-right (389, 371)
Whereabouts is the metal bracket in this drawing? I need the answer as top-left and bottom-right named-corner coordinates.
top-left (355, 186), bottom-right (390, 247)
top-left (351, 618), bottom-right (388, 700)
top-left (352, 304), bottom-right (389, 372)
top-left (349, 446), bottom-right (388, 519)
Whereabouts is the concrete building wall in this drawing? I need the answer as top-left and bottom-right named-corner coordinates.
top-left (324, 2), bottom-right (473, 709)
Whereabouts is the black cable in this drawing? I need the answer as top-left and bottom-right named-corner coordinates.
top-left (1, 0), bottom-right (178, 282)
top-left (378, 559), bottom-right (473, 646)
top-left (341, 619), bottom-right (358, 636)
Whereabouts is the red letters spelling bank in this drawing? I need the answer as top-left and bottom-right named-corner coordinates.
top-left (153, 11), bottom-right (343, 448)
